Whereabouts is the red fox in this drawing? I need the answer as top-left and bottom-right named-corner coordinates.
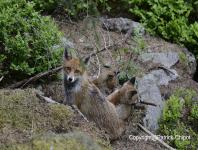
top-left (92, 65), bottom-right (119, 95)
top-left (63, 49), bottom-right (124, 139)
top-left (94, 73), bottom-right (138, 120)
top-left (91, 65), bottom-right (137, 106)
top-left (106, 77), bottom-right (138, 105)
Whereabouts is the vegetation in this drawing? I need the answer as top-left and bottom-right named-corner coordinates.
top-left (0, 0), bottom-right (63, 81)
top-left (59, 0), bottom-right (197, 63)
top-left (159, 88), bottom-right (198, 149)
top-left (127, 0), bottom-right (198, 60)
top-left (30, 0), bottom-right (58, 12)
top-left (8, 132), bottom-right (107, 150)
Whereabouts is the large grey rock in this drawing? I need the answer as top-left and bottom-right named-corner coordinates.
top-left (146, 69), bottom-right (178, 86)
top-left (101, 17), bottom-right (145, 35)
top-left (140, 52), bottom-right (179, 68)
top-left (137, 75), bottom-right (163, 132)
top-left (137, 68), bottom-right (178, 132)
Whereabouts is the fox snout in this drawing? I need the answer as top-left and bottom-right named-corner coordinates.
top-left (67, 75), bottom-right (75, 83)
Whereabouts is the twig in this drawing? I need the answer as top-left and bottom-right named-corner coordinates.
top-left (71, 105), bottom-right (89, 122)
top-left (139, 101), bottom-right (157, 107)
top-left (35, 91), bottom-right (89, 122)
top-left (0, 76), bottom-right (3, 82)
top-left (35, 91), bottom-right (59, 104)
top-left (137, 123), bottom-right (176, 150)
top-left (143, 44), bottom-right (163, 50)
top-left (85, 23), bottom-right (134, 60)
top-left (95, 54), bottom-right (101, 79)
top-left (8, 66), bottom-right (63, 89)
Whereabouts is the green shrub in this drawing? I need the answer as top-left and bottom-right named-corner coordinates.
top-left (0, 0), bottom-right (63, 80)
top-left (127, 0), bottom-right (198, 60)
top-left (62, 0), bottom-right (110, 17)
top-left (159, 88), bottom-right (198, 149)
top-left (30, 0), bottom-right (58, 12)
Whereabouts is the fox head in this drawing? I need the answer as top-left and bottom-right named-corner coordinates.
top-left (103, 65), bottom-right (119, 90)
top-left (121, 77), bottom-right (138, 104)
top-left (63, 48), bottom-right (90, 85)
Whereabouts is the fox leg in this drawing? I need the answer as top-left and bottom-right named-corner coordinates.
top-left (106, 89), bottom-right (122, 105)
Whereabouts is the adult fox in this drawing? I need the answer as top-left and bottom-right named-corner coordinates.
top-left (63, 49), bottom-right (124, 139)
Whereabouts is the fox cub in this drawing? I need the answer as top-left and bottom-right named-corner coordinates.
top-left (107, 77), bottom-right (138, 105)
top-left (93, 69), bottom-right (138, 120)
top-left (92, 65), bottom-right (119, 95)
top-left (63, 49), bottom-right (124, 139)
top-left (91, 65), bottom-right (138, 105)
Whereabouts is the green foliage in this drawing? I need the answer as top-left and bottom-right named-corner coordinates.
top-left (30, 0), bottom-right (58, 12)
top-left (117, 32), bottom-right (145, 84)
top-left (159, 88), bottom-right (198, 149)
top-left (179, 52), bottom-right (188, 67)
top-left (162, 96), bottom-right (184, 123)
top-left (128, 0), bottom-right (198, 60)
top-left (62, 0), bottom-right (110, 17)
top-left (0, 0), bottom-right (63, 80)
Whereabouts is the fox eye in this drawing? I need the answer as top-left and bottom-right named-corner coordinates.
top-left (129, 91), bottom-right (137, 97)
top-left (75, 69), bottom-right (80, 74)
top-left (66, 67), bottom-right (71, 71)
top-left (108, 74), bottom-right (114, 80)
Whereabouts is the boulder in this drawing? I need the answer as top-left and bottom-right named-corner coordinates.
top-left (137, 68), bottom-right (178, 132)
top-left (101, 17), bottom-right (145, 35)
top-left (140, 52), bottom-right (179, 68)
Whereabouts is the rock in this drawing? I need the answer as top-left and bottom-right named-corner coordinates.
top-left (137, 68), bottom-right (178, 132)
top-left (101, 17), bottom-right (145, 35)
top-left (137, 76), bottom-right (164, 132)
top-left (140, 52), bottom-right (179, 68)
top-left (146, 69), bottom-right (178, 86)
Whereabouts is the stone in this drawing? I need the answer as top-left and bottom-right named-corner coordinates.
top-left (137, 68), bottom-right (178, 132)
top-left (146, 69), bottom-right (178, 86)
top-left (101, 17), bottom-right (145, 35)
top-left (140, 52), bottom-right (179, 68)
top-left (137, 76), bottom-right (164, 132)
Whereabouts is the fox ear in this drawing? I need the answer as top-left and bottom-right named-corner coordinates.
top-left (64, 48), bottom-right (70, 60)
top-left (84, 56), bottom-right (90, 65)
top-left (129, 77), bottom-right (136, 85)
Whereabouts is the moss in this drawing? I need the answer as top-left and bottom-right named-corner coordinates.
top-left (7, 132), bottom-right (106, 150)
top-left (96, 138), bottom-right (112, 150)
top-left (0, 89), bottom-right (73, 147)
top-left (179, 52), bottom-right (188, 66)
top-left (0, 89), bottom-right (112, 150)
